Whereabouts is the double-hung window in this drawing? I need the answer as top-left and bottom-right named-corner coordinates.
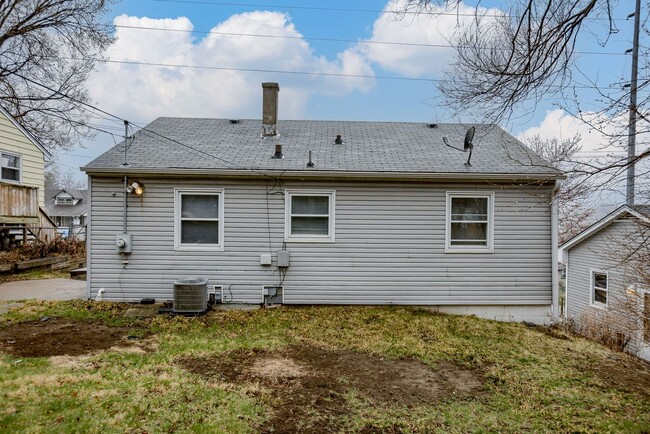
top-left (1, 151), bottom-right (21, 182)
top-left (591, 271), bottom-right (608, 308)
top-left (446, 192), bottom-right (494, 253)
top-left (174, 189), bottom-right (224, 250)
top-left (285, 190), bottom-right (335, 242)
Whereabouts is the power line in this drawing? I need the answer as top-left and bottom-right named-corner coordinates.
top-left (151, 0), bottom-right (632, 22)
top-left (89, 58), bottom-right (436, 82)
top-left (88, 57), bottom-right (633, 90)
top-left (113, 24), bottom-right (628, 56)
top-left (15, 73), bottom-right (285, 179)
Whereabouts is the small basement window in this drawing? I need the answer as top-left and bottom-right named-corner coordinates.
top-left (285, 190), bottom-right (335, 242)
top-left (446, 192), bottom-right (494, 253)
top-left (174, 189), bottom-right (224, 250)
top-left (1, 151), bottom-right (21, 182)
top-left (591, 271), bottom-right (608, 308)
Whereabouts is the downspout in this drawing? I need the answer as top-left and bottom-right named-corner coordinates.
top-left (86, 174), bottom-right (92, 301)
top-left (551, 179), bottom-right (562, 323)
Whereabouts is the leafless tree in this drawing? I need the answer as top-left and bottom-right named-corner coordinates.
top-left (45, 162), bottom-right (86, 189)
top-left (0, 0), bottom-right (114, 151)
top-left (400, 0), bottom-right (650, 197)
top-left (525, 134), bottom-right (595, 242)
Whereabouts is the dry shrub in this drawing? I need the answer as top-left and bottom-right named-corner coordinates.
top-left (0, 238), bottom-right (85, 264)
top-left (570, 309), bottom-right (635, 352)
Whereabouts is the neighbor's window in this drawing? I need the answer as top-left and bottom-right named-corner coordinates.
top-left (446, 192), bottom-right (494, 252)
top-left (1, 152), bottom-right (21, 182)
top-left (591, 271), bottom-right (608, 308)
top-left (56, 197), bottom-right (73, 205)
top-left (285, 190), bottom-right (335, 242)
top-left (175, 189), bottom-right (224, 250)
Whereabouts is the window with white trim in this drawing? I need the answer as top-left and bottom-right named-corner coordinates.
top-left (285, 190), bottom-right (335, 242)
top-left (446, 192), bottom-right (494, 252)
top-left (174, 189), bottom-right (224, 250)
top-left (591, 271), bottom-right (608, 308)
top-left (1, 152), bottom-right (21, 182)
top-left (56, 197), bottom-right (73, 205)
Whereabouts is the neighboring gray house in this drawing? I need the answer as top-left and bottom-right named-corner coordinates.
top-left (82, 84), bottom-right (563, 324)
top-left (561, 205), bottom-right (650, 360)
top-left (44, 188), bottom-right (88, 237)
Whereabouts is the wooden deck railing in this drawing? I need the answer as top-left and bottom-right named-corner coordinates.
top-left (0, 183), bottom-right (39, 224)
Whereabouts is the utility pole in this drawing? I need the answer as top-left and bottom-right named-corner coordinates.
top-left (626, 0), bottom-right (641, 206)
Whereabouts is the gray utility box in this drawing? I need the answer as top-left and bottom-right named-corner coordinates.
top-left (173, 278), bottom-right (208, 314)
top-left (277, 250), bottom-right (290, 267)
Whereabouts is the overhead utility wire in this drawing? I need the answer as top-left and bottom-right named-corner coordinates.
top-left (113, 24), bottom-right (627, 56)
top-left (87, 58), bottom-right (631, 90)
top-left (18, 73), bottom-right (286, 179)
top-left (15, 73), bottom-right (124, 123)
top-left (151, 0), bottom-right (632, 22)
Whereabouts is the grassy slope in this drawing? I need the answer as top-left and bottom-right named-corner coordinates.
top-left (0, 301), bottom-right (649, 433)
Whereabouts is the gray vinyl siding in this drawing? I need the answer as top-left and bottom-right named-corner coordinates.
top-left (89, 176), bottom-right (553, 304)
top-left (566, 219), bottom-right (638, 319)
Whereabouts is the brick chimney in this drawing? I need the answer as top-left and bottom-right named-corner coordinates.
top-left (262, 82), bottom-right (279, 137)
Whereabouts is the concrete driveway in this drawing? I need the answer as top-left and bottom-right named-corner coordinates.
top-left (0, 278), bottom-right (87, 301)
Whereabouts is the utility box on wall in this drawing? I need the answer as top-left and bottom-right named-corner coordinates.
top-left (277, 250), bottom-right (290, 268)
top-left (115, 233), bottom-right (132, 253)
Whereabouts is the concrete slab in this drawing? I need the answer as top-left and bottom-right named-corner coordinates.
top-left (0, 278), bottom-right (86, 301)
top-left (125, 305), bottom-right (159, 318)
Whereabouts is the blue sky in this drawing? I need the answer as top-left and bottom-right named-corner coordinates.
top-left (57, 0), bottom-right (644, 199)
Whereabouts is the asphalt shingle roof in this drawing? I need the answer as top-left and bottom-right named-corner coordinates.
top-left (44, 189), bottom-right (88, 217)
top-left (83, 118), bottom-right (561, 178)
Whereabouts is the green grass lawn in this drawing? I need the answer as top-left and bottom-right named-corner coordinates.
top-left (0, 301), bottom-right (649, 433)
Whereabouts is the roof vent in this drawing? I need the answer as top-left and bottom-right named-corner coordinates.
top-left (262, 82), bottom-right (279, 137)
top-left (427, 123), bottom-right (438, 128)
top-left (334, 134), bottom-right (344, 145)
top-left (229, 119), bottom-right (240, 124)
top-left (272, 144), bottom-right (284, 159)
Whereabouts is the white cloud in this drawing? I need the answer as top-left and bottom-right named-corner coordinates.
top-left (518, 109), bottom-right (650, 206)
top-left (517, 109), bottom-right (631, 154)
top-left (87, 12), bottom-right (375, 123)
top-left (357, 0), bottom-right (503, 77)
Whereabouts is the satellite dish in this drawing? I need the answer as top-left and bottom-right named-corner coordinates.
top-left (464, 127), bottom-right (475, 152)
top-left (442, 126), bottom-right (477, 166)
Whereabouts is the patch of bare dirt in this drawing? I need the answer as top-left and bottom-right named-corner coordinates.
top-left (588, 353), bottom-right (650, 396)
top-left (179, 345), bottom-right (485, 433)
top-left (0, 319), bottom-right (144, 357)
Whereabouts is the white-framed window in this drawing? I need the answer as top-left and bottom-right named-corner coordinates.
top-left (591, 270), bottom-right (608, 308)
top-left (445, 192), bottom-right (494, 253)
top-left (285, 190), bottom-right (335, 242)
top-left (174, 188), bottom-right (224, 251)
top-left (56, 197), bottom-right (73, 205)
top-left (1, 151), bottom-right (21, 183)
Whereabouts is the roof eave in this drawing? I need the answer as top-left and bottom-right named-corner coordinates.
top-left (80, 166), bottom-right (565, 182)
top-left (0, 106), bottom-right (53, 161)
top-left (560, 205), bottom-right (650, 252)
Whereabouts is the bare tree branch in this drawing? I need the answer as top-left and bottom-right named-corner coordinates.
top-left (0, 0), bottom-right (114, 151)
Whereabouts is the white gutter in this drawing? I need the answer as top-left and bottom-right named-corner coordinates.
top-left (551, 178), bottom-right (562, 323)
top-left (80, 167), bottom-right (565, 182)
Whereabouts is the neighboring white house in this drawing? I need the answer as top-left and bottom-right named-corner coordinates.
top-left (81, 83), bottom-right (563, 324)
top-left (0, 106), bottom-right (57, 244)
top-left (561, 204), bottom-right (650, 361)
top-left (44, 188), bottom-right (88, 238)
